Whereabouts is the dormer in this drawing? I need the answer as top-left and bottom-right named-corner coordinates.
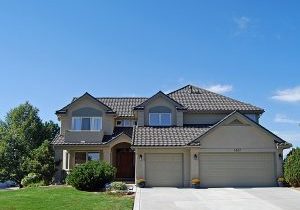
top-left (133, 91), bottom-right (186, 126)
top-left (56, 92), bottom-right (116, 136)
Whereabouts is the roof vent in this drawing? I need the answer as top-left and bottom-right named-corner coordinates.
top-left (80, 140), bottom-right (86, 143)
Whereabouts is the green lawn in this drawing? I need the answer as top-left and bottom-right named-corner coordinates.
top-left (0, 186), bottom-right (134, 210)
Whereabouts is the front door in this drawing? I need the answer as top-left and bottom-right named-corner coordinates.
top-left (116, 148), bottom-right (135, 179)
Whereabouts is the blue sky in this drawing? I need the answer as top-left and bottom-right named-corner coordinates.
top-left (0, 1), bottom-right (299, 149)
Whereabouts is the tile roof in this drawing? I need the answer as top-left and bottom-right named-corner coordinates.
top-left (132, 125), bottom-right (211, 147)
top-left (98, 97), bottom-right (147, 117)
top-left (64, 84), bottom-right (263, 117)
top-left (51, 127), bottom-right (133, 145)
top-left (167, 85), bottom-right (264, 113)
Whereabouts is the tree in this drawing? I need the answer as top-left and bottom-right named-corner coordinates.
top-left (0, 102), bottom-right (59, 185)
top-left (284, 147), bottom-right (300, 187)
top-left (22, 140), bottom-right (56, 184)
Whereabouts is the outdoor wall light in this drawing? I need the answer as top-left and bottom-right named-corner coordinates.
top-left (279, 153), bottom-right (283, 158)
top-left (194, 154), bottom-right (198, 160)
top-left (139, 154), bottom-right (143, 161)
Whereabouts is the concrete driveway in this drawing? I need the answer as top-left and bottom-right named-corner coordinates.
top-left (134, 187), bottom-right (300, 210)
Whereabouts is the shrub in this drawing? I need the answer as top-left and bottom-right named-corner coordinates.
top-left (284, 148), bottom-right (300, 187)
top-left (21, 173), bottom-right (41, 187)
top-left (67, 161), bottom-right (116, 191)
top-left (110, 182), bottom-right (127, 191)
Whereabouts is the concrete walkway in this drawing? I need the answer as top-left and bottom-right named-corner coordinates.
top-left (134, 187), bottom-right (300, 210)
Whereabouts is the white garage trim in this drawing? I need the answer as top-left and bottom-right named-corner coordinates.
top-left (199, 152), bottom-right (276, 187)
top-left (145, 153), bottom-right (183, 187)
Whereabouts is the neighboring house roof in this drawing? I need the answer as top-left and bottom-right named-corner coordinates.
top-left (168, 85), bottom-right (264, 114)
top-left (51, 127), bottom-right (133, 145)
top-left (133, 91), bottom-right (186, 110)
top-left (98, 97), bottom-right (147, 117)
top-left (132, 125), bottom-right (212, 147)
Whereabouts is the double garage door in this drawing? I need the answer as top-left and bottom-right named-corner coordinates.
top-left (145, 152), bottom-right (276, 187)
top-left (199, 153), bottom-right (276, 187)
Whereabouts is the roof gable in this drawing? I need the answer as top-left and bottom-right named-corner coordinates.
top-left (56, 92), bottom-right (114, 115)
top-left (134, 91), bottom-right (186, 110)
top-left (188, 111), bottom-right (289, 146)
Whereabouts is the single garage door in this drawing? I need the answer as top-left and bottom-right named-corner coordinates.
top-left (145, 153), bottom-right (183, 187)
top-left (199, 153), bottom-right (276, 187)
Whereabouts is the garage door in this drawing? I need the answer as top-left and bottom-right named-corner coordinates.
top-left (199, 153), bottom-right (276, 187)
top-left (145, 154), bottom-right (183, 187)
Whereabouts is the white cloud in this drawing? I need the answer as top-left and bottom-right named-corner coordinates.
top-left (205, 84), bottom-right (233, 94)
top-left (271, 86), bottom-right (300, 102)
top-left (274, 114), bottom-right (300, 124)
top-left (234, 16), bottom-right (251, 30)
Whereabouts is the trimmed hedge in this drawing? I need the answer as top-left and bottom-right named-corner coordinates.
top-left (284, 148), bottom-right (300, 187)
top-left (67, 161), bottom-right (116, 191)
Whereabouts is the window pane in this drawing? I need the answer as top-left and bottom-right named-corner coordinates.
top-left (91, 117), bottom-right (101, 131)
top-left (72, 117), bottom-right (81, 130)
top-left (87, 152), bottom-right (100, 161)
top-left (123, 120), bottom-right (131, 127)
top-left (149, 113), bottom-right (160, 126)
top-left (160, 113), bottom-right (171, 126)
top-left (81, 118), bottom-right (91, 130)
top-left (75, 152), bottom-right (86, 165)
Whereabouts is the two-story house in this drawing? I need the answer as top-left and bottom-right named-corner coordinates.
top-left (52, 85), bottom-right (291, 187)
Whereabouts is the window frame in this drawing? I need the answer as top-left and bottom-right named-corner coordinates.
top-left (75, 151), bottom-right (101, 165)
top-left (149, 112), bottom-right (172, 126)
top-left (71, 117), bottom-right (102, 131)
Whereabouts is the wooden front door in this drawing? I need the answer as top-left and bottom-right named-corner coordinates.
top-left (116, 148), bottom-right (135, 179)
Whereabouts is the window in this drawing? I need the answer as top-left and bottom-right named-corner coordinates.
top-left (87, 152), bottom-right (100, 161)
top-left (115, 119), bottom-right (135, 127)
top-left (75, 152), bottom-right (100, 165)
top-left (123, 119), bottom-right (131, 127)
top-left (149, 113), bottom-right (171, 126)
top-left (75, 152), bottom-right (86, 165)
top-left (72, 117), bottom-right (102, 131)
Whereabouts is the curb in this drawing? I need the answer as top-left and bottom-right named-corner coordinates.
top-left (133, 187), bottom-right (141, 210)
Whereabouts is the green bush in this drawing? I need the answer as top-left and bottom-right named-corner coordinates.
top-left (21, 173), bottom-right (42, 187)
top-left (110, 182), bottom-right (127, 191)
top-left (67, 161), bottom-right (116, 191)
top-left (284, 148), bottom-right (300, 187)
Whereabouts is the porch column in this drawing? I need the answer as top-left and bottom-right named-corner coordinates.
top-left (103, 148), bottom-right (111, 163)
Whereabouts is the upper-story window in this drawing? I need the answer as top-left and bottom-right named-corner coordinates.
top-left (148, 106), bottom-right (172, 126)
top-left (115, 119), bottom-right (137, 127)
top-left (149, 113), bottom-right (171, 126)
top-left (72, 117), bottom-right (102, 131)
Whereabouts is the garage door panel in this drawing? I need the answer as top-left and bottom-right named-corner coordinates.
top-left (145, 154), bottom-right (183, 187)
top-left (199, 153), bottom-right (276, 187)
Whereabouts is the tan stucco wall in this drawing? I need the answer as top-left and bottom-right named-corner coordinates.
top-left (134, 148), bottom-right (191, 187)
top-left (197, 124), bottom-right (282, 178)
top-left (143, 97), bottom-right (177, 126)
top-left (58, 96), bottom-right (115, 136)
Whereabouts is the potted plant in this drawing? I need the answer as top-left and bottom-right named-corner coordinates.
top-left (191, 178), bottom-right (200, 189)
top-left (137, 179), bottom-right (146, 188)
top-left (277, 177), bottom-right (285, 187)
